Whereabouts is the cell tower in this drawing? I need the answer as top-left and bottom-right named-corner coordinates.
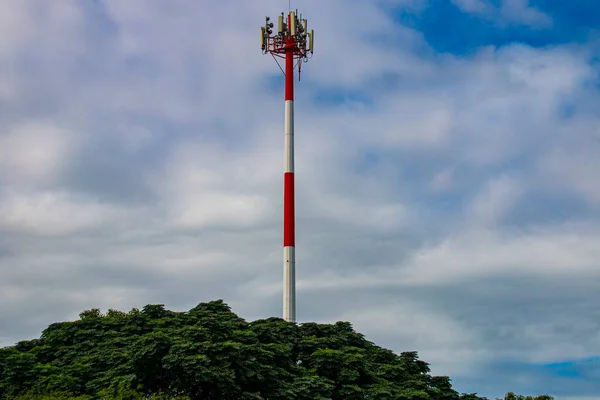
top-left (260, 10), bottom-right (314, 323)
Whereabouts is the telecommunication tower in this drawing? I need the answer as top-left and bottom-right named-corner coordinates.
top-left (260, 10), bottom-right (314, 323)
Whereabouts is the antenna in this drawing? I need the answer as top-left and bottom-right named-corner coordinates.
top-left (260, 10), bottom-right (315, 323)
top-left (260, 9), bottom-right (314, 80)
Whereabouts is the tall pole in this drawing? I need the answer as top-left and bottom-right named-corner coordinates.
top-left (261, 10), bottom-right (314, 323)
top-left (283, 21), bottom-right (296, 322)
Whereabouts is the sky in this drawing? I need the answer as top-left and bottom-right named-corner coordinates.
top-left (0, 0), bottom-right (599, 398)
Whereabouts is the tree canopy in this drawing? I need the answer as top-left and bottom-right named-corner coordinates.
top-left (0, 300), bottom-right (554, 400)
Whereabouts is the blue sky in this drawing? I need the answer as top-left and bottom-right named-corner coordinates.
top-left (393, 0), bottom-right (599, 53)
top-left (0, 0), bottom-right (599, 399)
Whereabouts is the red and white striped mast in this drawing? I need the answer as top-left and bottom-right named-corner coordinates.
top-left (261, 10), bottom-right (314, 322)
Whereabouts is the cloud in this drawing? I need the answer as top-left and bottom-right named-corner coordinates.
top-left (0, 122), bottom-right (74, 184)
top-left (451, 0), bottom-right (552, 27)
top-left (0, 0), bottom-right (599, 397)
top-left (0, 190), bottom-right (126, 236)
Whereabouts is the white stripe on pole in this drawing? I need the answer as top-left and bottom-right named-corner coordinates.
top-left (284, 100), bottom-right (294, 173)
top-left (283, 246), bottom-right (295, 322)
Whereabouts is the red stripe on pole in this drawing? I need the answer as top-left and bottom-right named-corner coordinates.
top-left (285, 44), bottom-right (294, 101)
top-left (283, 172), bottom-right (295, 247)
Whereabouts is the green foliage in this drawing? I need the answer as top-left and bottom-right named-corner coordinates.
top-left (0, 300), bottom-right (553, 400)
top-left (496, 393), bottom-right (555, 400)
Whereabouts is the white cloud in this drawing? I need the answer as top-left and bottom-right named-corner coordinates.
top-left (0, 190), bottom-right (126, 236)
top-left (0, 123), bottom-right (72, 183)
top-left (429, 167), bottom-right (454, 193)
top-left (402, 225), bottom-right (600, 285)
top-left (537, 136), bottom-right (600, 206)
top-left (339, 303), bottom-right (489, 377)
top-left (500, 0), bottom-right (553, 27)
top-left (468, 175), bottom-right (523, 226)
top-left (452, 0), bottom-right (552, 27)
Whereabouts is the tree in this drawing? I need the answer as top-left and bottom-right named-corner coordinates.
top-left (0, 300), bottom-right (553, 400)
top-left (497, 394), bottom-right (554, 400)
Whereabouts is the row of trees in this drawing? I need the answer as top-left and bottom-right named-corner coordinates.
top-left (0, 300), bottom-right (554, 399)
